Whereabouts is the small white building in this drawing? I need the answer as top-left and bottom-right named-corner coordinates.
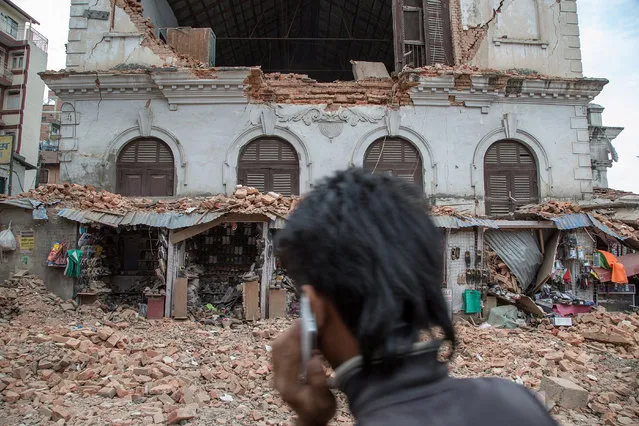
top-left (0, 0), bottom-right (47, 195)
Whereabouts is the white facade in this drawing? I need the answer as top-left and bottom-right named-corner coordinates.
top-left (459, 0), bottom-right (583, 77)
top-left (45, 69), bottom-right (605, 214)
top-left (44, 0), bottom-right (614, 214)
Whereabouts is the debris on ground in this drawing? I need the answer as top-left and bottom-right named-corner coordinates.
top-left (10, 184), bottom-right (299, 218)
top-left (485, 249), bottom-right (520, 293)
top-left (1, 273), bottom-right (638, 425)
top-left (453, 315), bottom-right (639, 425)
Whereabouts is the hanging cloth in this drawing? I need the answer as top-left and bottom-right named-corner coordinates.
top-left (563, 269), bottom-right (572, 284)
top-left (598, 250), bottom-right (628, 284)
top-left (64, 249), bottom-right (83, 278)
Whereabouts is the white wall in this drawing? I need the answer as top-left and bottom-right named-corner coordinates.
top-left (66, 0), bottom-right (179, 71)
top-left (54, 92), bottom-right (590, 214)
top-left (21, 43), bottom-right (47, 189)
top-left (141, 0), bottom-right (178, 29)
top-left (459, 0), bottom-right (583, 77)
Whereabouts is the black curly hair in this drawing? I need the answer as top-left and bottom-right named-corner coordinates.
top-left (275, 168), bottom-right (455, 367)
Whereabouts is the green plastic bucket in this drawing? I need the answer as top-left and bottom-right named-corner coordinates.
top-left (463, 289), bottom-right (481, 314)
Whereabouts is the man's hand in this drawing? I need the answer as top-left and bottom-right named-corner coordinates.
top-left (272, 322), bottom-right (336, 426)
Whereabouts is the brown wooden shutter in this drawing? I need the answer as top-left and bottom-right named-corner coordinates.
top-left (484, 140), bottom-right (539, 216)
top-left (363, 137), bottom-right (423, 189)
top-left (238, 137), bottom-right (300, 196)
top-left (393, 0), bottom-right (453, 70)
top-left (425, 0), bottom-right (453, 66)
top-left (116, 138), bottom-right (175, 196)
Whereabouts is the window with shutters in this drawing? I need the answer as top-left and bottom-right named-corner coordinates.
top-left (237, 137), bottom-right (300, 196)
top-left (484, 140), bottom-right (539, 216)
top-left (393, 0), bottom-right (453, 70)
top-left (363, 137), bottom-right (423, 189)
top-left (116, 138), bottom-right (175, 197)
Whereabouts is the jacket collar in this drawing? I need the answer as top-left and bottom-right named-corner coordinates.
top-left (333, 340), bottom-right (449, 418)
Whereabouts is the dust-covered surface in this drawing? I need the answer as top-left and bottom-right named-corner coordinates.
top-left (1, 273), bottom-right (638, 425)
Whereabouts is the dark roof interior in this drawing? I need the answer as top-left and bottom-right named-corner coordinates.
top-left (165, 0), bottom-right (395, 81)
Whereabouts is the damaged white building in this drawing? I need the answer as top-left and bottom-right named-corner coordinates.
top-left (41, 0), bottom-right (624, 216)
top-left (25, 0), bottom-right (636, 316)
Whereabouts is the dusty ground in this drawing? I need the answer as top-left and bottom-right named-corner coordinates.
top-left (1, 274), bottom-right (638, 425)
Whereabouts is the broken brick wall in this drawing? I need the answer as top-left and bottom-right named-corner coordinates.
top-left (0, 207), bottom-right (77, 299)
top-left (245, 70), bottom-right (415, 107)
top-left (451, 0), bottom-right (583, 78)
top-left (65, 0), bottom-right (193, 72)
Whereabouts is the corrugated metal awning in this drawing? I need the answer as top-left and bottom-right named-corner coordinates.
top-left (0, 198), bottom-right (43, 210)
top-left (58, 208), bottom-right (229, 230)
top-left (485, 230), bottom-right (543, 290)
top-left (430, 216), bottom-right (499, 229)
top-left (550, 213), bottom-right (591, 230)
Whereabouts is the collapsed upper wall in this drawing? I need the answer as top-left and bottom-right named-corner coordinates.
top-left (451, 0), bottom-right (583, 78)
top-left (65, 0), bottom-right (585, 79)
top-left (66, 0), bottom-right (197, 72)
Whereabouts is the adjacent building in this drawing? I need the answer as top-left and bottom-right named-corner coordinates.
top-left (0, 0), bottom-right (47, 195)
top-left (38, 90), bottom-right (62, 185)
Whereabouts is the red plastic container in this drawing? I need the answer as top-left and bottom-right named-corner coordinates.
top-left (147, 295), bottom-right (165, 320)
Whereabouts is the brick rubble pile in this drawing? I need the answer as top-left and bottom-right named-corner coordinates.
top-left (519, 200), bottom-right (639, 241)
top-left (1, 272), bottom-right (638, 425)
top-left (11, 184), bottom-right (299, 218)
top-left (453, 311), bottom-right (639, 425)
top-left (485, 249), bottom-right (520, 293)
top-left (245, 69), bottom-right (415, 106)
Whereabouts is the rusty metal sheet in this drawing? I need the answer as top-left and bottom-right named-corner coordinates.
top-left (485, 229), bottom-right (543, 291)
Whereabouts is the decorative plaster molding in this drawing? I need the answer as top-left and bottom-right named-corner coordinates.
top-left (138, 106), bottom-right (153, 137)
top-left (502, 113), bottom-right (518, 139)
top-left (275, 106), bottom-right (385, 142)
top-left (275, 106), bottom-right (385, 126)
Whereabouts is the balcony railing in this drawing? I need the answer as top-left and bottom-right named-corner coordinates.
top-left (0, 65), bottom-right (12, 80)
top-left (0, 21), bottom-right (48, 52)
top-left (27, 26), bottom-right (48, 52)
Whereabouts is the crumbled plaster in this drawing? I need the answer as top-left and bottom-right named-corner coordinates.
top-left (451, 0), bottom-right (506, 64)
top-left (111, 0), bottom-right (203, 68)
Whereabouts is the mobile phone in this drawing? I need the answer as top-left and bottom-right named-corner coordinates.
top-left (299, 293), bottom-right (318, 383)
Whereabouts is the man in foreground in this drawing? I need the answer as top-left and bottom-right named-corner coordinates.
top-left (272, 168), bottom-right (557, 426)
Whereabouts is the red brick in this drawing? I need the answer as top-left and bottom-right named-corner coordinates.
top-left (98, 387), bottom-right (116, 398)
top-left (105, 334), bottom-right (121, 348)
top-left (65, 338), bottom-right (81, 349)
top-left (77, 369), bottom-right (97, 381)
top-left (96, 327), bottom-right (114, 341)
top-left (3, 390), bottom-right (20, 403)
top-left (167, 408), bottom-right (196, 425)
top-left (149, 384), bottom-right (173, 395)
top-left (51, 405), bottom-right (72, 421)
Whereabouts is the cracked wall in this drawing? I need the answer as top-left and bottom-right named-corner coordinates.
top-left (66, 0), bottom-right (190, 72)
top-left (452, 0), bottom-right (583, 78)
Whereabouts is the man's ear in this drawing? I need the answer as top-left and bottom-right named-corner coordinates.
top-left (300, 285), bottom-right (328, 329)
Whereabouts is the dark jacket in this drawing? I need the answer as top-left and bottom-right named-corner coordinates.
top-left (334, 341), bottom-right (558, 426)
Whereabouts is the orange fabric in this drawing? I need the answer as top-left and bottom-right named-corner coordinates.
top-left (598, 250), bottom-right (629, 284)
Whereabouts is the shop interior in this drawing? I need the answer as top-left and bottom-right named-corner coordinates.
top-left (76, 224), bottom-right (167, 311)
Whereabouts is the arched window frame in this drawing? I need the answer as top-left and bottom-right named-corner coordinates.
top-left (237, 137), bottom-right (300, 196)
top-left (363, 136), bottom-right (424, 188)
top-left (484, 139), bottom-right (539, 216)
top-left (116, 138), bottom-right (175, 196)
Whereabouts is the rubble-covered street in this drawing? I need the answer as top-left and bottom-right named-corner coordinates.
top-left (0, 273), bottom-right (637, 425)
